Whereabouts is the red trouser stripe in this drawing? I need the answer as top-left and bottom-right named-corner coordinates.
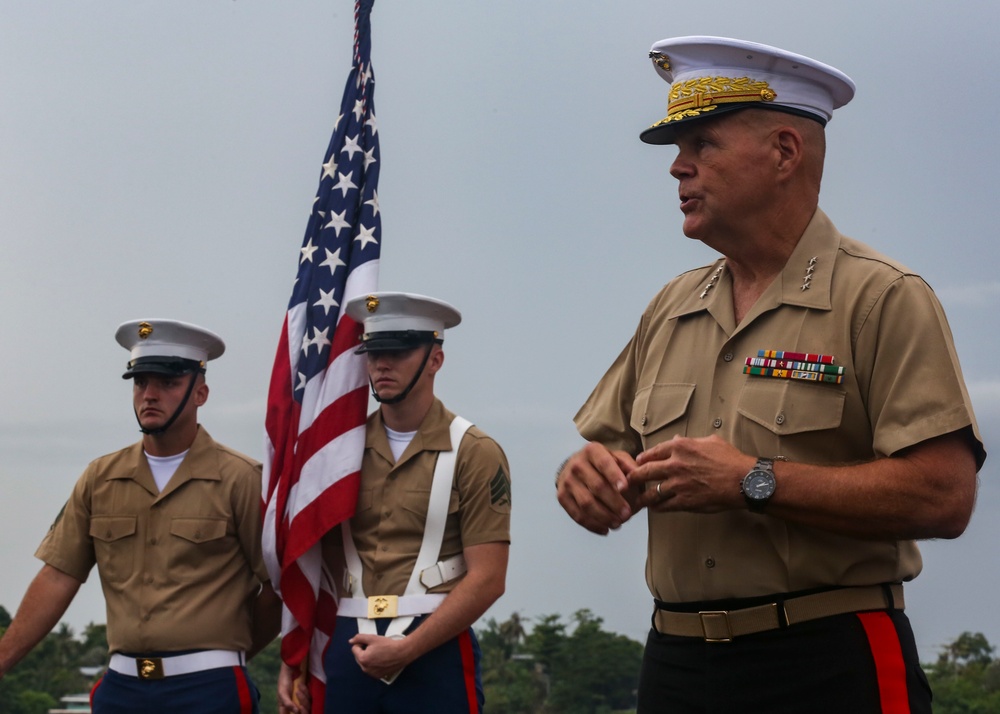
top-left (89, 675), bottom-right (103, 709)
top-left (457, 630), bottom-right (479, 713)
top-left (857, 612), bottom-right (910, 714)
top-left (232, 666), bottom-right (253, 714)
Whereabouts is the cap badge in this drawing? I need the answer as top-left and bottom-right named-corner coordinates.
top-left (662, 76), bottom-right (776, 126)
top-left (365, 295), bottom-right (380, 313)
top-left (137, 322), bottom-right (153, 339)
top-left (649, 50), bottom-right (671, 71)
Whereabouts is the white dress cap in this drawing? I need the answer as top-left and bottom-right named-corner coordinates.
top-left (641, 36), bottom-right (855, 144)
top-left (345, 292), bottom-right (461, 352)
top-left (115, 319), bottom-right (225, 376)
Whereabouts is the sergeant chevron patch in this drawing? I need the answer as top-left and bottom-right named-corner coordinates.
top-left (490, 466), bottom-right (512, 508)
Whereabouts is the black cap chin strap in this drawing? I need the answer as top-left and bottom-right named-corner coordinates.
top-left (370, 345), bottom-right (434, 406)
top-left (134, 372), bottom-right (201, 435)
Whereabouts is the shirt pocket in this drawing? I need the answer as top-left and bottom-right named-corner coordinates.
top-left (630, 383), bottom-right (696, 449)
top-left (90, 516), bottom-right (137, 584)
top-left (737, 377), bottom-right (846, 436)
top-left (168, 517), bottom-right (230, 580)
top-left (399, 488), bottom-right (459, 527)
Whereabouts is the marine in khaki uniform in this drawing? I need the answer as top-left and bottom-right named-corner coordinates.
top-left (278, 292), bottom-right (511, 714)
top-left (556, 37), bottom-right (985, 714)
top-left (0, 319), bottom-right (281, 714)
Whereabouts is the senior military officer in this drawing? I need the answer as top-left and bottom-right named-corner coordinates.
top-left (0, 319), bottom-right (281, 713)
top-left (278, 292), bottom-right (511, 714)
top-left (556, 37), bottom-right (985, 714)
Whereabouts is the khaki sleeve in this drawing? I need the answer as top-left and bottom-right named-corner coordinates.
top-left (231, 458), bottom-right (270, 585)
top-left (856, 274), bottom-right (985, 468)
top-left (454, 429), bottom-right (511, 548)
top-left (35, 466), bottom-right (96, 583)
top-left (573, 313), bottom-right (647, 456)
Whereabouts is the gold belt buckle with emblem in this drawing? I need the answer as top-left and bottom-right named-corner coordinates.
top-left (137, 657), bottom-right (165, 679)
top-left (367, 595), bottom-right (399, 619)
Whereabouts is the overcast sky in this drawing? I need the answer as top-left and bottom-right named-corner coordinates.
top-left (2, 0), bottom-right (999, 664)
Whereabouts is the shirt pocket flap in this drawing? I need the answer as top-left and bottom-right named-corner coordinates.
top-left (737, 379), bottom-right (846, 435)
top-left (170, 517), bottom-right (228, 544)
top-left (630, 383), bottom-right (696, 436)
top-left (90, 516), bottom-right (137, 543)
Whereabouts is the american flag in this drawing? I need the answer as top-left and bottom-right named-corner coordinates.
top-left (262, 1), bottom-right (379, 709)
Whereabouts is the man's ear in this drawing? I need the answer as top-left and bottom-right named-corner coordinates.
top-left (194, 379), bottom-right (210, 407)
top-left (773, 125), bottom-right (804, 175)
top-left (426, 346), bottom-right (445, 376)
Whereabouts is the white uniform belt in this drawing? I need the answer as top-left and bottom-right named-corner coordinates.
top-left (109, 650), bottom-right (245, 679)
top-left (338, 593), bottom-right (447, 619)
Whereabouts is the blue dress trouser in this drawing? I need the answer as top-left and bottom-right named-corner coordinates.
top-left (91, 665), bottom-right (259, 714)
top-left (323, 615), bottom-right (483, 714)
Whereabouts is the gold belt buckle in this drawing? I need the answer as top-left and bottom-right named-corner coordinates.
top-left (699, 610), bottom-right (734, 643)
top-left (367, 595), bottom-right (399, 619)
top-left (137, 657), bottom-right (165, 679)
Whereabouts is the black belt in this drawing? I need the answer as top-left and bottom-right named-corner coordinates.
top-left (654, 583), bottom-right (904, 642)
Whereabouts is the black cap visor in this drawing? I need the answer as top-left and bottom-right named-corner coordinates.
top-left (122, 356), bottom-right (205, 379)
top-left (640, 104), bottom-right (827, 145)
top-left (354, 330), bottom-right (441, 355)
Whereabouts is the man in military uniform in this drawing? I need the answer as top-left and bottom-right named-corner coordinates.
top-left (0, 319), bottom-right (280, 713)
top-left (556, 37), bottom-right (985, 713)
top-left (278, 292), bottom-right (511, 714)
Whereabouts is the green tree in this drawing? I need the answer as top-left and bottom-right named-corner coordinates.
top-left (925, 631), bottom-right (1000, 713)
top-left (12, 690), bottom-right (58, 714)
top-left (479, 610), bottom-right (642, 714)
top-left (0, 620), bottom-right (95, 714)
top-left (479, 615), bottom-right (547, 714)
top-left (543, 609), bottom-right (642, 714)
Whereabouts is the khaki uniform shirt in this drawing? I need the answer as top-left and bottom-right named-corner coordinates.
top-left (36, 426), bottom-right (269, 653)
top-left (324, 398), bottom-right (511, 599)
top-left (575, 209), bottom-right (985, 604)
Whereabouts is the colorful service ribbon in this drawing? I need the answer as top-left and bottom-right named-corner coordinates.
top-left (744, 350), bottom-right (845, 384)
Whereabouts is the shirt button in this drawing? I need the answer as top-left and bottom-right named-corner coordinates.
top-left (723, 352), bottom-right (734, 362)
top-left (705, 558), bottom-right (716, 568)
top-left (145, 576), bottom-right (153, 585)
top-left (713, 418), bottom-right (723, 429)
top-left (149, 538), bottom-right (157, 545)
top-left (776, 413), bottom-right (786, 425)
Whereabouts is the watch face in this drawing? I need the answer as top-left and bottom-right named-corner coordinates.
top-left (744, 470), bottom-right (775, 500)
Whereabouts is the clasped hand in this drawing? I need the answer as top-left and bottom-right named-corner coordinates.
top-left (557, 435), bottom-right (752, 534)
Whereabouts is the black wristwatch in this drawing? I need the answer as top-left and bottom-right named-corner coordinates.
top-left (741, 457), bottom-right (783, 512)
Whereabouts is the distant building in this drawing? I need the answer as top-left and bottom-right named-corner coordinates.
top-left (48, 692), bottom-right (91, 713)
